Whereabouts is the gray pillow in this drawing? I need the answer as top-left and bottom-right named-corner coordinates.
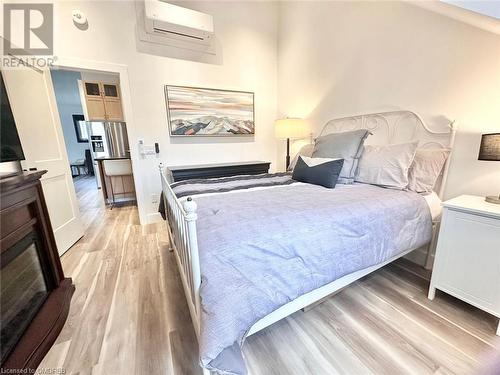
top-left (312, 129), bottom-right (370, 184)
top-left (408, 148), bottom-right (450, 193)
top-left (355, 141), bottom-right (419, 190)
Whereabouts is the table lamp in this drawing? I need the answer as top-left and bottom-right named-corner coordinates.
top-left (275, 118), bottom-right (307, 170)
top-left (478, 133), bottom-right (500, 204)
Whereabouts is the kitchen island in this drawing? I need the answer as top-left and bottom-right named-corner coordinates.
top-left (95, 157), bottom-right (136, 206)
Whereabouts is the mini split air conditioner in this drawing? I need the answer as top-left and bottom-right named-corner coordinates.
top-left (144, 1), bottom-right (214, 47)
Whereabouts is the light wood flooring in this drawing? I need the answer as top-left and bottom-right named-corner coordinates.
top-left (72, 175), bottom-right (106, 230)
top-left (38, 176), bottom-right (500, 374)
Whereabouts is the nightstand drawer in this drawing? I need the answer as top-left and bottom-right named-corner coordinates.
top-left (433, 208), bottom-right (500, 314)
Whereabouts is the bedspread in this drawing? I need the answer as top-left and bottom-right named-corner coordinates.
top-left (171, 175), bottom-right (432, 374)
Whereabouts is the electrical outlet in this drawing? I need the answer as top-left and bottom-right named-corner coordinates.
top-left (151, 193), bottom-right (160, 204)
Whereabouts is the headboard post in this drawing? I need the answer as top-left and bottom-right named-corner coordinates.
top-left (437, 120), bottom-right (457, 199)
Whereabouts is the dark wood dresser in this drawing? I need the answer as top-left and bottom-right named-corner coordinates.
top-left (0, 171), bottom-right (74, 371)
top-left (167, 161), bottom-right (271, 182)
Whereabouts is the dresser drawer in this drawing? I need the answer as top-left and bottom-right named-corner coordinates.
top-left (433, 208), bottom-right (500, 315)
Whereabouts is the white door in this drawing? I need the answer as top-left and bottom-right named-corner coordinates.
top-left (2, 67), bottom-right (84, 255)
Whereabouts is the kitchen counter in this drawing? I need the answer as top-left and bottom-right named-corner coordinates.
top-left (95, 158), bottom-right (135, 205)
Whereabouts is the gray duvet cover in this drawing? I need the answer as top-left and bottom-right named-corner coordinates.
top-left (171, 174), bottom-right (432, 374)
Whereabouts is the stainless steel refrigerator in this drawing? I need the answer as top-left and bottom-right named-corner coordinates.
top-left (86, 121), bottom-right (130, 188)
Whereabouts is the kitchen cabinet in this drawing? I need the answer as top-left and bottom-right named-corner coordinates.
top-left (83, 81), bottom-right (124, 121)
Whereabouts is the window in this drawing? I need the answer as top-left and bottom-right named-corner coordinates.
top-left (103, 84), bottom-right (118, 98)
top-left (73, 114), bottom-right (88, 143)
top-left (85, 82), bottom-right (100, 96)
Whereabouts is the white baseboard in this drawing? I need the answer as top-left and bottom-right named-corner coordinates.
top-left (145, 212), bottom-right (163, 224)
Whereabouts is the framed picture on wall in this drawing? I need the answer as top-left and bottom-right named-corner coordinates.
top-left (73, 114), bottom-right (88, 143)
top-left (165, 85), bottom-right (255, 136)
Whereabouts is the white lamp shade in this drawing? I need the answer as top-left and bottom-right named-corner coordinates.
top-left (275, 118), bottom-right (307, 139)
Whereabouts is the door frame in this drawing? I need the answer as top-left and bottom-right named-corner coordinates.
top-left (2, 67), bottom-right (85, 254)
top-left (51, 57), bottom-right (146, 225)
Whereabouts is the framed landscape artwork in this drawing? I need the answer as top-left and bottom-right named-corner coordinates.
top-left (165, 85), bottom-right (255, 136)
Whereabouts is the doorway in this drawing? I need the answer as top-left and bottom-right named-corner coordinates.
top-left (2, 58), bottom-right (141, 256)
top-left (1, 67), bottom-right (84, 255)
top-left (50, 67), bottom-right (136, 223)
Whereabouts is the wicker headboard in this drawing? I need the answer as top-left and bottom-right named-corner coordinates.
top-left (319, 110), bottom-right (457, 198)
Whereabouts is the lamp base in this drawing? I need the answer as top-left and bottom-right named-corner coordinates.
top-left (485, 195), bottom-right (500, 204)
top-left (285, 138), bottom-right (290, 171)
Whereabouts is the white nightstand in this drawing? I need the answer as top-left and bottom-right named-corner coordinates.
top-left (428, 195), bottom-right (500, 336)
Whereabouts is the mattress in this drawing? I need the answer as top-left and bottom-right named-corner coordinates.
top-left (423, 190), bottom-right (442, 220)
top-left (173, 177), bottom-right (443, 220)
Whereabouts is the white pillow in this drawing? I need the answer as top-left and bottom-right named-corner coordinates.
top-left (288, 144), bottom-right (314, 171)
top-left (355, 141), bottom-right (419, 189)
top-left (299, 155), bottom-right (342, 167)
top-left (408, 148), bottom-right (450, 193)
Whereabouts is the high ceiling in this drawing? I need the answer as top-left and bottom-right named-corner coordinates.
top-left (442, 1), bottom-right (500, 20)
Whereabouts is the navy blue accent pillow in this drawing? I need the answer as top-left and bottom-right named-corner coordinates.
top-left (292, 157), bottom-right (344, 188)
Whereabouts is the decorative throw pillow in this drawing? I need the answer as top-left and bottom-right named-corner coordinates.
top-left (312, 129), bottom-right (370, 184)
top-left (408, 148), bottom-right (450, 193)
top-left (287, 143), bottom-right (314, 171)
top-left (355, 141), bottom-right (419, 190)
top-left (292, 156), bottom-right (344, 188)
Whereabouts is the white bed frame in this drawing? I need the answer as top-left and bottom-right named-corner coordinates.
top-left (160, 110), bottom-right (456, 374)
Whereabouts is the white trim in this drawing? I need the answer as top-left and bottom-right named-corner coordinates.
top-left (52, 57), bottom-right (147, 225)
top-left (146, 212), bottom-right (163, 224)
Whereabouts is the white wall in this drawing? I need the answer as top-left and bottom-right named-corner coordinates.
top-left (50, 69), bottom-right (88, 164)
top-left (278, 1), bottom-right (500, 200)
top-left (49, 0), bottom-right (279, 223)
